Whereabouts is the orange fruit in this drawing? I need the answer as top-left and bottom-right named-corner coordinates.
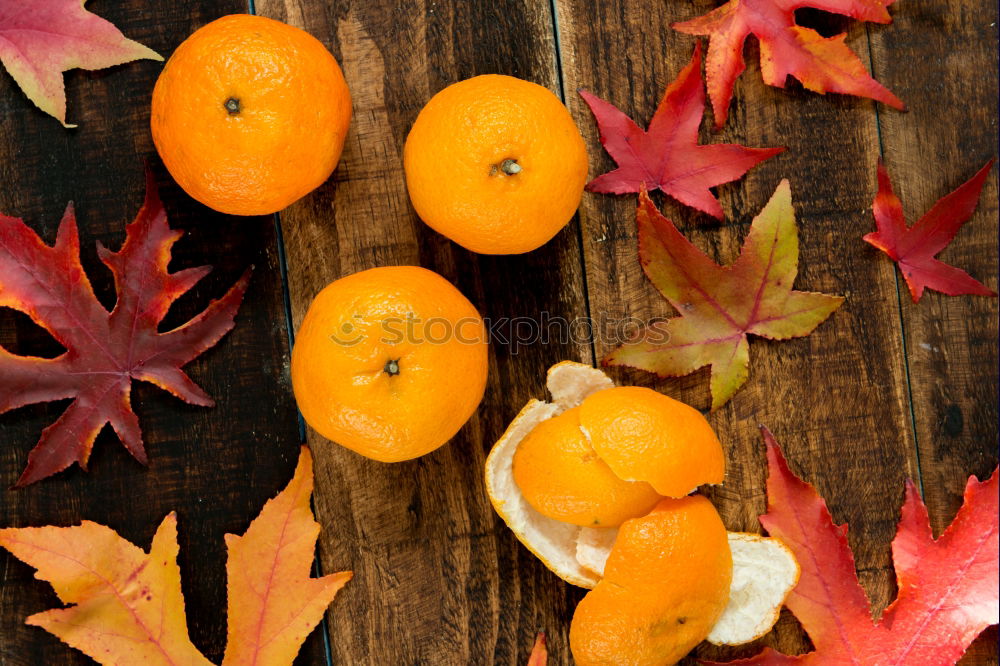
top-left (403, 74), bottom-right (588, 254)
top-left (580, 386), bottom-right (725, 497)
top-left (570, 495), bottom-right (733, 666)
top-left (512, 406), bottom-right (662, 527)
top-left (486, 362), bottom-right (799, 654)
top-left (290, 266), bottom-right (488, 462)
top-left (151, 15), bottom-right (351, 215)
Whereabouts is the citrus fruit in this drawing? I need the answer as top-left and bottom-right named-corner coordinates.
top-left (403, 74), bottom-right (588, 254)
top-left (151, 14), bottom-right (351, 215)
top-left (484, 361), bottom-right (799, 649)
top-left (580, 386), bottom-right (725, 497)
top-left (512, 406), bottom-right (662, 527)
top-left (291, 266), bottom-right (488, 462)
top-left (569, 495), bottom-right (733, 666)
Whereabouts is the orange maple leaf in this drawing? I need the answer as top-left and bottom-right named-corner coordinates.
top-left (527, 631), bottom-right (548, 666)
top-left (673, 0), bottom-right (905, 129)
top-left (0, 447), bottom-right (350, 666)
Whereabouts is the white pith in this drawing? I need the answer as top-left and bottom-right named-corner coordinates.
top-left (485, 361), bottom-right (800, 645)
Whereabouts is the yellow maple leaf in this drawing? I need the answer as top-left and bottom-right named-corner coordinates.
top-left (0, 447), bottom-right (349, 666)
top-left (223, 448), bottom-right (351, 665)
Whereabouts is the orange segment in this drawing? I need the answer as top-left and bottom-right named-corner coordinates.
top-left (291, 266), bottom-right (488, 462)
top-left (513, 407), bottom-right (663, 527)
top-left (580, 386), bottom-right (725, 497)
top-left (570, 495), bottom-right (733, 666)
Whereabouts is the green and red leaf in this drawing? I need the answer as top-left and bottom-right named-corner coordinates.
top-left (604, 184), bottom-right (843, 410)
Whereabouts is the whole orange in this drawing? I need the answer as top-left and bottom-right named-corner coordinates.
top-left (151, 14), bottom-right (351, 215)
top-left (404, 75), bottom-right (588, 254)
top-left (290, 266), bottom-right (489, 462)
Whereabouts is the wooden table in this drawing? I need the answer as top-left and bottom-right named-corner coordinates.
top-left (1, 1), bottom-right (996, 664)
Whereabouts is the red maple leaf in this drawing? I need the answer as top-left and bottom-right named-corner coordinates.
top-left (0, 0), bottom-right (161, 126)
top-left (0, 171), bottom-right (251, 486)
top-left (864, 159), bottom-right (997, 302)
top-left (579, 43), bottom-right (783, 219)
top-left (673, 0), bottom-right (905, 129)
top-left (711, 427), bottom-right (999, 665)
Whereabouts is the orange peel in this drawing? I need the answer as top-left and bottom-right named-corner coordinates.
top-left (484, 361), bottom-right (800, 646)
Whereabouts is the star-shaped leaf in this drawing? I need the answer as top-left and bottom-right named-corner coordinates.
top-left (673, 0), bottom-right (905, 129)
top-left (604, 182), bottom-right (844, 410)
top-left (580, 43), bottom-right (784, 219)
top-left (0, 447), bottom-right (351, 666)
top-left (0, 0), bottom-right (162, 126)
top-left (709, 428), bottom-right (999, 664)
top-left (0, 170), bottom-right (250, 485)
top-left (864, 159), bottom-right (997, 302)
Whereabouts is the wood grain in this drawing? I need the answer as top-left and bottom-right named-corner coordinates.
top-left (0, 0), bottom-right (995, 664)
top-left (0, 2), bottom-right (324, 664)
top-left (868, 1), bottom-right (999, 661)
top-left (253, 1), bottom-right (590, 663)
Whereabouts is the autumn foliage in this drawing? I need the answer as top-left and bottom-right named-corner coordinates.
top-left (712, 428), bottom-right (999, 664)
top-left (0, 447), bottom-right (350, 666)
top-left (605, 185), bottom-right (843, 410)
top-left (580, 43), bottom-right (783, 219)
top-left (674, 0), bottom-right (905, 128)
top-left (865, 159), bottom-right (997, 302)
top-left (0, 171), bottom-right (250, 486)
top-left (0, 0), bottom-right (161, 126)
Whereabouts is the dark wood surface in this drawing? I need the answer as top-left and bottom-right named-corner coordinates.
top-left (1, 1), bottom-right (996, 665)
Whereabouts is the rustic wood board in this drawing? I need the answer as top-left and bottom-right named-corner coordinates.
top-left (0, 1), bottom-right (322, 664)
top-left (1, 0), bottom-right (996, 664)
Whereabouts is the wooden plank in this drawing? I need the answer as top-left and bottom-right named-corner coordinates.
top-left (252, 1), bottom-right (590, 663)
top-left (0, 3), bottom-right (325, 664)
top-left (868, 2), bottom-right (999, 662)
top-left (553, 0), bottom-right (924, 660)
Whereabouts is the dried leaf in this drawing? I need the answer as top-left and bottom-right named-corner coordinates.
top-left (673, 0), bottom-right (904, 129)
top-left (604, 184), bottom-right (843, 410)
top-left (0, 0), bottom-right (161, 126)
top-left (0, 514), bottom-right (210, 665)
top-left (864, 159), bottom-right (997, 302)
top-left (580, 43), bottom-right (783, 219)
top-left (711, 428), bottom-right (999, 664)
top-left (0, 170), bottom-right (250, 486)
top-left (223, 448), bottom-right (352, 665)
top-left (0, 447), bottom-right (349, 666)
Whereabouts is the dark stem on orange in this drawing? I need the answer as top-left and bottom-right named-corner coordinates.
top-left (384, 359), bottom-right (400, 376)
top-left (224, 97), bottom-right (241, 115)
top-left (490, 158), bottom-right (522, 176)
top-left (500, 158), bottom-right (521, 175)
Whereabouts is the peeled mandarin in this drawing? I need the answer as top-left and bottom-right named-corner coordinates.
top-left (570, 495), bottom-right (733, 666)
top-left (580, 386), bottom-right (725, 497)
top-left (512, 407), bottom-right (662, 527)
